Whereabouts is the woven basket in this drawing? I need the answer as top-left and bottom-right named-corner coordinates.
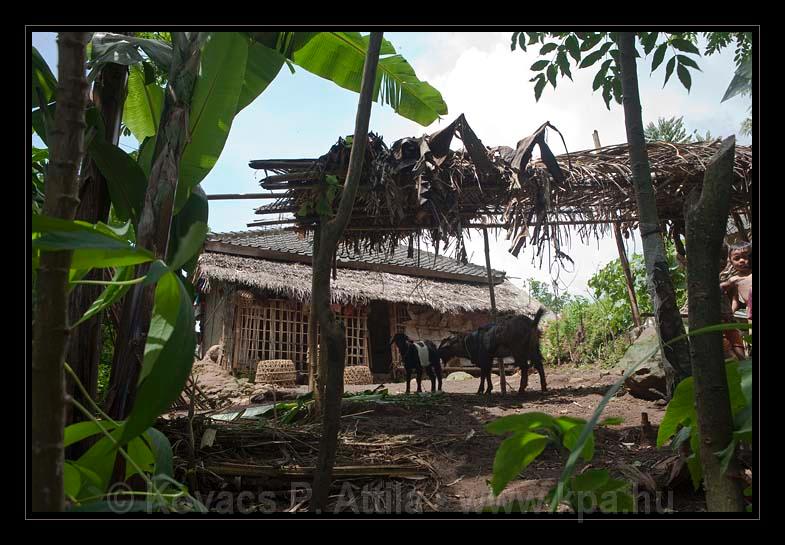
top-left (255, 359), bottom-right (297, 387)
top-left (344, 365), bottom-right (373, 385)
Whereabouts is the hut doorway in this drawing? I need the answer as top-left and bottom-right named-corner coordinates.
top-left (368, 301), bottom-right (392, 375)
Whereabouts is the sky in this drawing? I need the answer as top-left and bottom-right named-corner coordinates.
top-left (31, 31), bottom-right (752, 298)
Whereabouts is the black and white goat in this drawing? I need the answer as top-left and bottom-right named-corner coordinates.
top-left (390, 333), bottom-right (443, 393)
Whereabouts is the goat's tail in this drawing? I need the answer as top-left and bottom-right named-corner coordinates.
top-left (531, 307), bottom-right (545, 330)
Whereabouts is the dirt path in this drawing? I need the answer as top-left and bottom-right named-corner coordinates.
top-left (188, 360), bottom-right (703, 512)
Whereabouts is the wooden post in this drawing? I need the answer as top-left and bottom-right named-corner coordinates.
top-left (594, 130), bottom-right (641, 328)
top-left (482, 228), bottom-right (505, 394)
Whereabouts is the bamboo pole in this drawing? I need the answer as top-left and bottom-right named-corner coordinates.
top-left (482, 227), bottom-right (505, 394)
top-left (594, 130), bottom-right (641, 328)
top-left (207, 193), bottom-right (290, 200)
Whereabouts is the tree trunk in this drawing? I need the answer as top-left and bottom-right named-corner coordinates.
top-left (685, 136), bottom-right (745, 512)
top-left (32, 32), bottom-right (90, 512)
top-left (105, 33), bottom-right (205, 420)
top-left (617, 32), bottom-right (692, 396)
top-left (65, 57), bottom-right (129, 451)
top-left (309, 32), bottom-right (383, 513)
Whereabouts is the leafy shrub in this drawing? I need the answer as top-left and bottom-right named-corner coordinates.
top-left (539, 241), bottom-right (686, 368)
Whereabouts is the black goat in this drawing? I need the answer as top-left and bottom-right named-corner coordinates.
top-left (390, 333), bottom-right (443, 393)
top-left (437, 308), bottom-right (546, 395)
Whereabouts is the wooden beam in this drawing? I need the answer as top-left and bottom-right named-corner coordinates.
top-left (207, 193), bottom-right (289, 200)
top-left (482, 227), bottom-right (505, 394)
top-left (595, 130), bottom-right (641, 328)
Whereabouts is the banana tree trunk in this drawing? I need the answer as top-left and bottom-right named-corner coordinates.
top-left (66, 56), bottom-right (129, 450)
top-left (309, 32), bottom-right (383, 513)
top-left (617, 32), bottom-right (692, 396)
top-left (105, 33), bottom-right (205, 420)
top-left (685, 137), bottom-right (746, 512)
top-left (32, 32), bottom-right (90, 512)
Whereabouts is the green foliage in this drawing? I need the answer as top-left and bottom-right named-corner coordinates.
top-left (32, 46), bottom-right (57, 109)
top-left (286, 32), bottom-right (447, 126)
top-left (657, 358), bottom-right (752, 490)
top-left (511, 31), bottom-right (751, 107)
top-left (542, 296), bottom-right (633, 368)
top-left (588, 241), bottom-right (686, 329)
top-left (175, 32), bottom-right (250, 212)
top-left (121, 63), bottom-right (164, 142)
top-left (643, 116), bottom-right (692, 143)
top-left (486, 412), bottom-right (631, 512)
top-left (31, 146), bottom-right (48, 214)
top-left (525, 278), bottom-right (573, 312)
top-left (538, 242), bottom-right (685, 368)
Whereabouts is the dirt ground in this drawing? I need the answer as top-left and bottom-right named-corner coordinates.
top-left (185, 360), bottom-right (705, 513)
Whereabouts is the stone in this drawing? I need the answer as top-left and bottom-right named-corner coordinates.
top-left (445, 371), bottom-right (474, 381)
top-left (616, 319), bottom-right (667, 401)
top-left (205, 344), bottom-right (222, 363)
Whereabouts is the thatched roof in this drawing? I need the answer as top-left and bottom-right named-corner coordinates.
top-left (205, 228), bottom-right (505, 284)
top-left (247, 114), bottom-right (752, 267)
top-left (196, 252), bottom-right (545, 316)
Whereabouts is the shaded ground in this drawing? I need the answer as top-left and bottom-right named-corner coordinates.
top-left (174, 360), bottom-right (704, 513)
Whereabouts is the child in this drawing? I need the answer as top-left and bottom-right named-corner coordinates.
top-left (720, 242), bottom-right (752, 359)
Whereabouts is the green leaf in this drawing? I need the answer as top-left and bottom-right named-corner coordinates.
top-left (32, 215), bottom-right (155, 270)
top-left (559, 419), bottom-right (595, 461)
top-left (657, 374), bottom-right (695, 447)
top-left (687, 431), bottom-right (703, 489)
top-left (122, 64), bottom-right (163, 142)
top-left (120, 272), bottom-right (195, 444)
top-left (64, 462), bottom-right (82, 499)
top-left (486, 412), bottom-right (555, 435)
top-left (90, 32), bottom-right (173, 74)
top-left (64, 420), bottom-right (120, 449)
top-left (511, 32), bottom-right (519, 51)
top-left (556, 51), bottom-right (572, 80)
top-left (125, 436), bottom-right (156, 479)
top-left (539, 43), bottom-right (558, 55)
top-left (670, 38), bottom-right (701, 55)
top-left (676, 55), bottom-right (701, 71)
top-left (715, 438), bottom-right (737, 476)
top-left (641, 32), bottom-right (659, 55)
top-left (72, 266), bottom-right (134, 327)
top-left (663, 56), bottom-right (677, 87)
top-left (547, 64), bottom-right (557, 87)
top-left (677, 63), bottom-right (692, 92)
top-left (599, 416), bottom-right (624, 426)
top-left (580, 33), bottom-right (603, 52)
top-left (534, 76), bottom-right (547, 102)
top-left (145, 427), bottom-right (174, 478)
top-left (236, 40), bottom-right (285, 114)
top-left (169, 186), bottom-right (209, 276)
top-left (572, 469), bottom-right (609, 491)
top-left (88, 136), bottom-right (148, 228)
top-left (168, 221), bottom-right (208, 272)
top-left (565, 35), bottom-right (581, 62)
top-left (75, 430), bottom-right (124, 492)
top-left (287, 32), bottom-right (447, 127)
top-left (32, 47), bottom-right (57, 109)
top-left (491, 431), bottom-right (549, 496)
top-left (530, 60), bottom-right (549, 72)
top-left (651, 43), bottom-right (667, 72)
top-left (579, 49), bottom-right (605, 68)
top-left (175, 32), bottom-right (249, 212)
top-left (593, 60), bottom-right (612, 91)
